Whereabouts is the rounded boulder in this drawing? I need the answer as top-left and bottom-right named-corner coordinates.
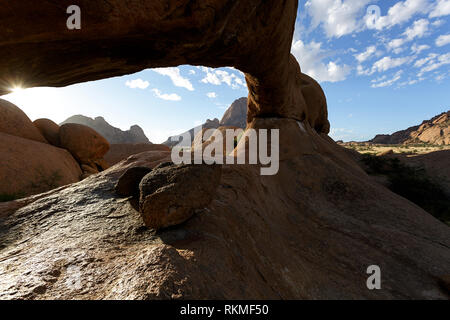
top-left (59, 123), bottom-right (110, 164)
top-left (0, 98), bottom-right (48, 143)
top-left (33, 118), bottom-right (60, 147)
top-left (0, 132), bottom-right (82, 198)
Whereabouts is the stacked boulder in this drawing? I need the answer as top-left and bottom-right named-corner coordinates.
top-left (0, 98), bottom-right (110, 199)
top-left (59, 123), bottom-right (110, 179)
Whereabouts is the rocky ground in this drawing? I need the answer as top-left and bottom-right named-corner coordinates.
top-left (0, 122), bottom-right (449, 299)
top-left (0, 0), bottom-right (448, 300)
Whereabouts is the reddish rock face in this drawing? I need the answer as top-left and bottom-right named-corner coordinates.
top-left (0, 99), bottom-right (48, 144)
top-left (33, 118), bottom-right (61, 147)
top-left (0, 0), bottom-right (328, 134)
top-left (0, 132), bottom-right (81, 197)
top-left (105, 143), bottom-right (170, 166)
top-left (59, 123), bottom-right (110, 165)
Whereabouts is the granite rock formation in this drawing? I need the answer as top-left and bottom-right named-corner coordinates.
top-left (0, 147), bottom-right (449, 299)
top-left (0, 0), bottom-right (329, 133)
top-left (220, 97), bottom-right (247, 129)
top-left (0, 0), bottom-right (448, 300)
top-left (0, 99), bottom-right (48, 144)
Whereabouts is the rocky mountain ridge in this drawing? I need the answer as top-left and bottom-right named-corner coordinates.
top-left (163, 97), bottom-right (248, 147)
top-left (370, 111), bottom-right (450, 145)
top-left (61, 115), bottom-right (151, 145)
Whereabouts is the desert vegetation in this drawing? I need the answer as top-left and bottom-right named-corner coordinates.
top-left (360, 154), bottom-right (450, 225)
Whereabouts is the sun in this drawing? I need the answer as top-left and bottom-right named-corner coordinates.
top-left (10, 86), bottom-right (25, 93)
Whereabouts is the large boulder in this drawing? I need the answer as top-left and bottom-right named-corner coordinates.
top-left (115, 166), bottom-right (152, 197)
top-left (139, 163), bottom-right (222, 230)
top-left (105, 143), bottom-right (170, 166)
top-left (33, 118), bottom-right (60, 147)
top-left (59, 123), bottom-right (110, 166)
top-left (0, 98), bottom-right (48, 144)
top-left (299, 73), bottom-right (330, 134)
top-left (0, 132), bottom-right (81, 198)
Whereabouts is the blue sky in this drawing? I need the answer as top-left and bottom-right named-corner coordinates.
top-left (4, 0), bottom-right (450, 143)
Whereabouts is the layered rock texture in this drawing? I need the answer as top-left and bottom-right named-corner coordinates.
top-left (61, 115), bottom-right (150, 144)
top-left (0, 0), bottom-right (448, 300)
top-left (371, 111), bottom-right (450, 145)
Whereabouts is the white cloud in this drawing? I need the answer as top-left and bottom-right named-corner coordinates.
top-left (200, 67), bottom-right (246, 89)
top-left (357, 64), bottom-right (373, 75)
top-left (414, 53), bottom-right (438, 67)
top-left (417, 53), bottom-right (450, 75)
top-left (153, 67), bottom-right (194, 91)
top-left (436, 34), bottom-right (450, 46)
top-left (329, 127), bottom-right (355, 141)
top-left (366, 0), bottom-right (430, 30)
top-left (431, 19), bottom-right (445, 27)
top-left (404, 19), bottom-right (429, 40)
top-left (305, 0), bottom-right (371, 38)
top-left (291, 40), bottom-right (351, 82)
top-left (411, 43), bottom-right (430, 54)
top-left (206, 92), bottom-right (217, 99)
top-left (429, 0), bottom-right (450, 18)
top-left (372, 56), bottom-right (411, 73)
top-left (151, 88), bottom-right (182, 101)
top-left (387, 19), bottom-right (429, 51)
top-left (388, 38), bottom-right (406, 50)
top-left (371, 71), bottom-right (403, 88)
top-left (355, 45), bottom-right (377, 62)
top-left (189, 70), bottom-right (196, 75)
top-left (125, 79), bottom-right (149, 89)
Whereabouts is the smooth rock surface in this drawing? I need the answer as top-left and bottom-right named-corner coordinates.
top-left (59, 123), bottom-right (110, 165)
top-left (33, 118), bottom-right (60, 147)
top-left (0, 99), bottom-right (48, 144)
top-left (0, 132), bottom-right (81, 198)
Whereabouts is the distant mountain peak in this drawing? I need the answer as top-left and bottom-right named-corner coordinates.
top-left (61, 115), bottom-right (151, 144)
top-left (370, 110), bottom-right (450, 145)
top-left (163, 98), bottom-right (247, 147)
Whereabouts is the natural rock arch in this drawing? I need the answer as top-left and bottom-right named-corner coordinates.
top-left (0, 0), bottom-right (329, 133)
